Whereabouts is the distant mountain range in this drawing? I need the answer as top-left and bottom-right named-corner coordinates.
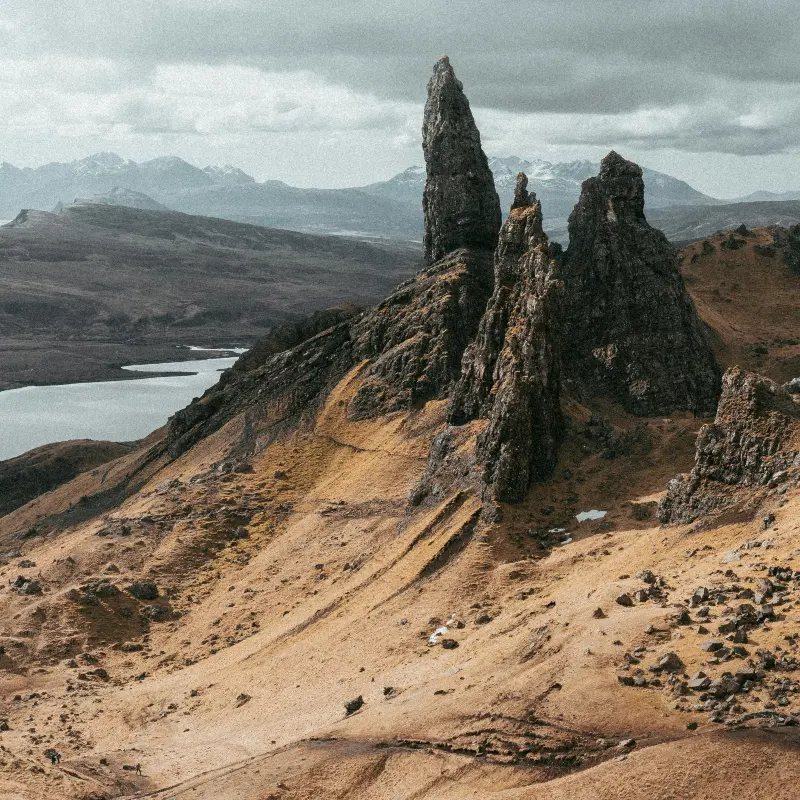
top-left (1, 151), bottom-right (799, 243)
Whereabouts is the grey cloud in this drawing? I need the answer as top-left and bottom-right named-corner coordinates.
top-left (2, 0), bottom-right (800, 157)
top-left (7, 2), bottom-right (800, 97)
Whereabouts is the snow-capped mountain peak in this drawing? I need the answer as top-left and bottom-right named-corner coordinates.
top-left (202, 164), bottom-right (255, 184)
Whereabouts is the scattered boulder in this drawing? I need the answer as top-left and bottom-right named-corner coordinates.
top-left (616, 593), bottom-right (634, 607)
top-left (658, 652), bottom-right (684, 673)
top-left (344, 695), bottom-right (364, 715)
top-left (126, 581), bottom-right (159, 601)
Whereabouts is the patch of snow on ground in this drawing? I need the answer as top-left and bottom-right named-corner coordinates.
top-left (576, 510), bottom-right (607, 522)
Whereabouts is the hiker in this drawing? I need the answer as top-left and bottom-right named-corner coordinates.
top-left (56, 752), bottom-right (61, 765)
top-left (135, 762), bottom-right (142, 775)
top-left (50, 753), bottom-right (57, 766)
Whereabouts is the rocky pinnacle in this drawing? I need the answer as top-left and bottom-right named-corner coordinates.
top-left (422, 56), bottom-right (502, 266)
top-left (448, 176), bottom-right (564, 501)
top-left (561, 151), bottom-right (721, 416)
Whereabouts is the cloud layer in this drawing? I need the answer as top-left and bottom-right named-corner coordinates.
top-left (1, 0), bottom-right (799, 192)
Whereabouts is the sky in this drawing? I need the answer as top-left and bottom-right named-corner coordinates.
top-left (1, 0), bottom-right (800, 197)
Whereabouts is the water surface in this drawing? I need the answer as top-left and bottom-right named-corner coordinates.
top-left (0, 356), bottom-right (238, 461)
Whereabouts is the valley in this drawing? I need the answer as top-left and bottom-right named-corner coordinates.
top-left (0, 205), bottom-right (419, 390)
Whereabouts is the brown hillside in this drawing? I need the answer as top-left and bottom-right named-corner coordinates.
top-left (681, 228), bottom-right (800, 383)
top-left (0, 357), bottom-right (798, 799)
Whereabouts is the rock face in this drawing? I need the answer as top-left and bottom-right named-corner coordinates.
top-left (166, 312), bottom-right (358, 459)
top-left (659, 367), bottom-right (800, 523)
top-left (769, 224), bottom-right (800, 274)
top-left (415, 174), bottom-right (564, 504)
top-left (422, 56), bottom-right (502, 267)
top-left (347, 58), bottom-right (500, 420)
top-left (562, 151), bottom-right (721, 416)
top-left (348, 250), bottom-right (492, 419)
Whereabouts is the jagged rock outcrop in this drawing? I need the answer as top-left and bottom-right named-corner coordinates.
top-left (165, 311), bottom-right (359, 459)
top-left (422, 56), bottom-right (501, 267)
top-left (562, 151), bottom-right (721, 416)
top-left (347, 58), bottom-right (500, 420)
top-left (768, 224), bottom-right (800, 274)
top-left (659, 367), bottom-right (800, 523)
top-left (414, 174), bottom-right (564, 504)
top-left (348, 249), bottom-right (493, 419)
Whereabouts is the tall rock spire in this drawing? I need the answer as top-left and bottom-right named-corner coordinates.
top-left (561, 151), bottom-right (721, 416)
top-left (422, 56), bottom-right (502, 266)
top-left (413, 174), bottom-right (564, 506)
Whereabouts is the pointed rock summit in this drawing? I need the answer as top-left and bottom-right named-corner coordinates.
top-left (346, 58), bottom-right (499, 420)
top-left (422, 56), bottom-right (502, 266)
top-left (561, 151), bottom-right (721, 416)
top-left (415, 175), bottom-right (563, 504)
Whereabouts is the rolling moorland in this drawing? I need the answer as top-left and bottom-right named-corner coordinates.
top-left (1, 57), bottom-right (800, 800)
top-left (0, 204), bottom-right (419, 390)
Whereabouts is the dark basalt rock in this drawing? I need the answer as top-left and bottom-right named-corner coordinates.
top-left (415, 175), bottom-right (564, 504)
top-left (348, 249), bottom-right (492, 420)
top-left (474, 195), bottom-right (564, 502)
top-left (347, 59), bottom-right (500, 420)
top-left (422, 56), bottom-right (501, 267)
top-left (562, 151), bottom-right (721, 416)
top-left (659, 367), bottom-right (800, 524)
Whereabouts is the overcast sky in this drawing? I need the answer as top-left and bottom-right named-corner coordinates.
top-left (1, 0), bottom-right (800, 196)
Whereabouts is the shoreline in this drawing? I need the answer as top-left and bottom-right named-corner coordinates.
top-left (0, 339), bottom-right (249, 393)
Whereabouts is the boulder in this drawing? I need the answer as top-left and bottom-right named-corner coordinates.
top-left (126, 581), bottom-right (159, 601)
top-left (659, 367), bottom-right (800, 523)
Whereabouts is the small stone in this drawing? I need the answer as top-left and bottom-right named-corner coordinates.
top-left (441, 638), bottom-right (459, 650)
top-left (701, 640), bottom-right (724, 652)
top-left (658, 652), bottom-right (684, 673)
top-left (474, 611), bottom-right (492, 625)
top-left (616, 593), bottom-right (634, 607)
top-left (593, 608), bottom-right (606, 619)
top-left (344, 696), bottom-right (364, 715)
